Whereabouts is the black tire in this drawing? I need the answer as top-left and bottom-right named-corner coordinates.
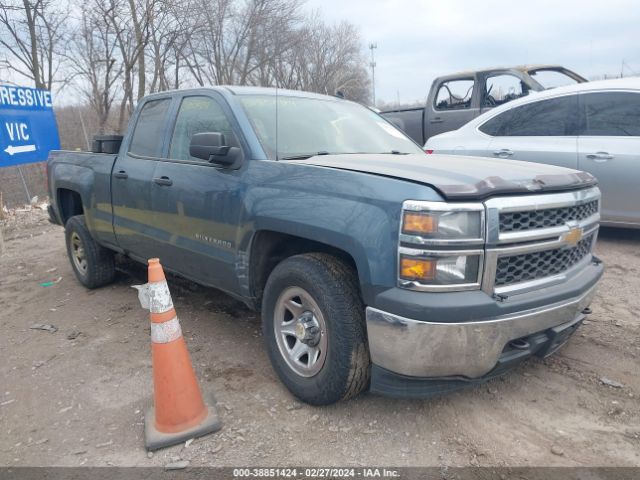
top-left (262, 253), bottom-right (370, 405)
top-left (65, 215), bottom-right (115, 289)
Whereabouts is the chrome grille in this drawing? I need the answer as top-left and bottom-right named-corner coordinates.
top-left (499, 200), bottom-right (599, 232)
top-left (494, 233), bottom-right (595, 287)
top-left (483, 187), bottom-right (601, 295)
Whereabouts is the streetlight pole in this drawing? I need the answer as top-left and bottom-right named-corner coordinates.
top-left (369, 42), bottom-right (377, 106)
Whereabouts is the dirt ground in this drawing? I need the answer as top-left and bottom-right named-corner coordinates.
top-left (1, 209), bottom-right (639, 468)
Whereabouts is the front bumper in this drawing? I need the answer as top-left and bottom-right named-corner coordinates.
top-left (366, 263), bottom-right (600, 384)
top-left (371, 309), bottom-right (583, 398)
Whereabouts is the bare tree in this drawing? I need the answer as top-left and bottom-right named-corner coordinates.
top-left (128, 0), bottom-right (147, 100)
top-left (266, 13), bottom-right (371, 103)
top-left (181, 0), bottom-right (303, 87)
top-left (96, 0), bottom-right (149, 132)
top-left (0, 0), bottom-right (68, 90)
top-left (4, 0), bottom-right (373, 148)
top-left (69, 4), bottom-right (123, 133)
top-left (146, 0), bottom-right (194, 92)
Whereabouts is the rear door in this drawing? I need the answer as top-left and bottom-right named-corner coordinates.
top-left (112, 97), bottom-right (173, 258)
top-left (577, 91), bottom-right (640, 225)
top-left (427, 78), bottom-right (477, 139)
top-left (486, 94), bottom-right (579, 169)
top-left (149, 93), bottom-right (246, 292)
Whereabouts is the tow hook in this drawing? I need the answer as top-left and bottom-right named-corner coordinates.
top-left (582, 307), bottom-right (592, 315)
top-left (509, 338), bottom-right (530, 350)
top-left (492, 293), bottom-right (508, 303)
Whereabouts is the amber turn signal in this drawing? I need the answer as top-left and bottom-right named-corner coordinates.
top-left (400, 257), bottom-right (436, 281)
top-left (403, 212), bottom-right (437, 235)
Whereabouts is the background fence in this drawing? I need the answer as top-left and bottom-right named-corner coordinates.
top-left (0, 162), bottom-right (48, 209)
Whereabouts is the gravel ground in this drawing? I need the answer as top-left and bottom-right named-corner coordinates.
top-left (0, 210), bottom-right (638, 468)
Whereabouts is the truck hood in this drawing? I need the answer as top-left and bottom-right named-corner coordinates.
top-left (289, 153), bottom-right (596, 200)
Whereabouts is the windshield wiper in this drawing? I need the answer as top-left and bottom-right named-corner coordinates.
top-left (281, 151), bottom-right (331, 160)
top-left (280, 150), bottom-right (411, 160)
top-left (339, 151), bottom-right (411, 155)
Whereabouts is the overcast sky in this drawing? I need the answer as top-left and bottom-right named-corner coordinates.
top-left (306, 0), bottom-right (640, 105)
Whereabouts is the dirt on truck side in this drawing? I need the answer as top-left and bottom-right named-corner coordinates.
top-left (0, 209), bottom-right (639, 467)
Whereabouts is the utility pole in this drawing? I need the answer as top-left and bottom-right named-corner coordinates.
top-left (369, 42), bottom-right (377, 106)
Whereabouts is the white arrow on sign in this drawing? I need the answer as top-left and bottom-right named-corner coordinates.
top-left (4, 144), bottom-right (36, 155)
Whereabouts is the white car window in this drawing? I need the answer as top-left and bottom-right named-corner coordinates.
top-left (479, 95), bottom-right (579, 137)
top-left (582, 92), bottom-right (640, 136)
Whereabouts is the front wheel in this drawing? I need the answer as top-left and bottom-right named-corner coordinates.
top-left (262, 253), bottom-right (370, 405)
top-left (65, 215), bottom-right (116, 289)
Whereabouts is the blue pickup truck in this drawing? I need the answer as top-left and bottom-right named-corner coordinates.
top-left (48, 86), bottom-right (603, 404)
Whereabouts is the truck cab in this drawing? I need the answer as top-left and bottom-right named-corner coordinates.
top-left (381, 65), bottom-right (586, 145)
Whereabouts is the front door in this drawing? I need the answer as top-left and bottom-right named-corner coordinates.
top-left (150, 94), bottom-right (246, 293)
top-left (578, 91), bottom-right (640, 226)
top-left (428, 78), bottom-right (478, 139)
top-left (487, 94), bottom-right (580, 169)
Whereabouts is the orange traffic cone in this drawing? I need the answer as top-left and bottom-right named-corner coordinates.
top-left (141, 258), bottom-right (221, 450)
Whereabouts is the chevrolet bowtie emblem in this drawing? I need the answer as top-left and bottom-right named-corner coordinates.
top-left (563, 226), bottom-right (583, 247)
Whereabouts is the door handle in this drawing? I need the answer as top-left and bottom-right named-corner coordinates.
top-left (153, 176), bottom-right (173, 186)
top-left (492, 149), bottom-right (514, 157)
top-left (114, 170), bottom-right (128, 179)
top-left (586, 152), bottom-right (614, 162)
top-left (430, 117), bottom-right (444, 124)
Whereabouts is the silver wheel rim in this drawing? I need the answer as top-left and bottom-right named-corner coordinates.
top-left (274, 286), bottom-right (328, 378)
top-left (70, 232), bottom-right (88, 275)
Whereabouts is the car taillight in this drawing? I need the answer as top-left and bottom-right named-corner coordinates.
top-left (424, 149), bottom-right (434, 154)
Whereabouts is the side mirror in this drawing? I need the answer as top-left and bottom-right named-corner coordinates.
top-left (189, 132), bottom-right (242, 168)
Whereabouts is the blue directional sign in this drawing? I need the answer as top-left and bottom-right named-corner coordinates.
top-left (0, 85), bottom-right (60, 167)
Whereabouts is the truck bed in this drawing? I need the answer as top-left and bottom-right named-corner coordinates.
top-left (47, 150), bottom-right (118, 245)
top-left (380, 108), bottom-right (425, 146)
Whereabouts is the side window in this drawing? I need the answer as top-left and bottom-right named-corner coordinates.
top-left (434, 79), bottom-right (474, 110)
top-left (479, 110), bottom-right (513, 136)
top-left (483, 74), bottom-right (528, 107)
top-left (500, 95), bottom-right (578, 136)
top-left (582, 92), bottom-right (640, 136)
top-left (129, 98), bottom-right (171, 157)
top-left (169, 96), bottom-right (239, 161)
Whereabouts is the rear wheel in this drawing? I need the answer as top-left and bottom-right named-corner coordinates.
top-left (262, 253), bottom-right (370, 405)
top-left (65, 215), bottom-right (115, 289)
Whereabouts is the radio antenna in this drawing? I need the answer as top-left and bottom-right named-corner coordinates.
top-left (275, 30), bottom-right (279, 160)
top-left (275, 81), bottom-right (279, 160)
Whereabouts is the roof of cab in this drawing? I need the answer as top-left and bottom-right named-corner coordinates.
top-left (141, 85), bottom-right (345, 102)
top-left (221, 85), bottom-right (341, 100)
top-left (441, 64), bottom-right (571, 78)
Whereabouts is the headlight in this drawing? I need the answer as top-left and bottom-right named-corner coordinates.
top-left (401, 201), bottom-right (484, 243)
top-left (399, 200), bottom-right (485, 291)
top-left (399, 250), bottom-right (482, 287)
